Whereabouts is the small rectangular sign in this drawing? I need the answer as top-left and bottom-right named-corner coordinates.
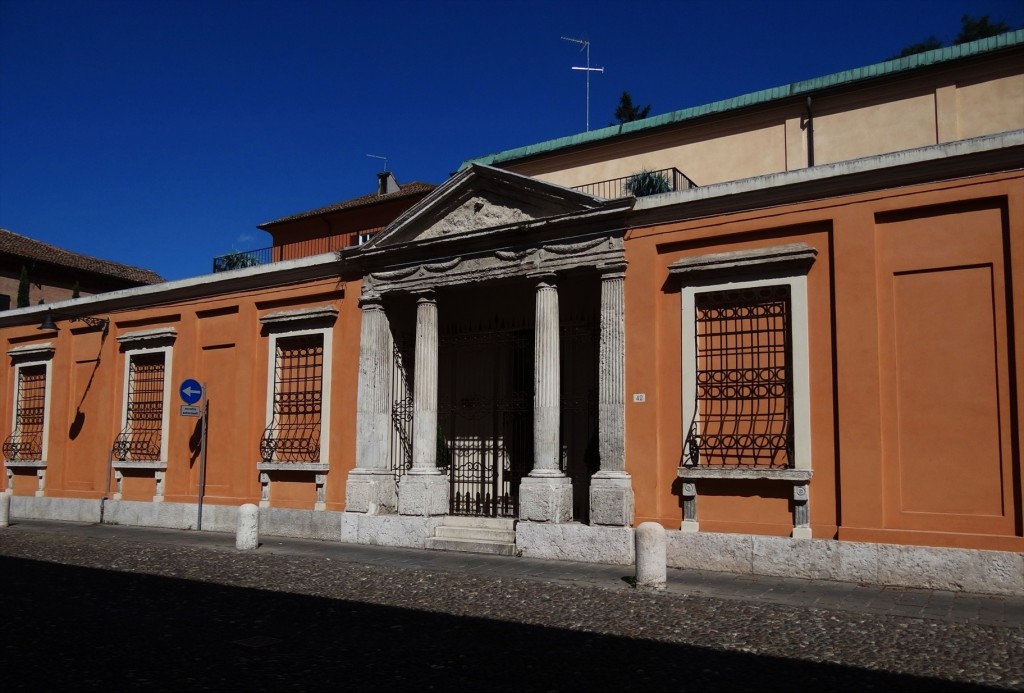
top-left (632, 393), bottom-right (646, 403)
top-left (180, 405), bottom-right (202, 417)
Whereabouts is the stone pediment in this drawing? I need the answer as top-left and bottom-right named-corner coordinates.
top-left (362, 164), bottom-right (615, 250)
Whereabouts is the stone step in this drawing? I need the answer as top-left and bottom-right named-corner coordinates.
top-left (441, 515), bottom-right (516, 530)
top-left (424, 536), bottom-right (517, 556)
top-left (434, 526), bottom-right (516, 543)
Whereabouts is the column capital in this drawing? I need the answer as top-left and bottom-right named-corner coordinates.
top-left (358, 291), bottom-right (384, 310)
top-left (413, 289), bottom-right (437, 304)
top-left (599, 262), bottom-right (627, 280)
top-left (528, 271), bottom-right (558, 286)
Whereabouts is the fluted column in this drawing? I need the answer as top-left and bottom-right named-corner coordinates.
top-left (399, 290), bottom-right (448, 516)
top-left (532, 275), bottom-right (561, 476)
top-left (411, 291), bottom-right (439, 473)
top-left (346, 291), bottom-right (396, 514)
top-left (519, 273), bottom-right (572, 523)
top-left (590, 265), bottom-right (634, 526)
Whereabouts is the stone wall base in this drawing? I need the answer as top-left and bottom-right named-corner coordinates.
top-left (340, 512), bottom-right (443, 548)
top-left (516, 521), bottom-right (635, 565)
top-left (668, 531), bottom-right (1024, 596)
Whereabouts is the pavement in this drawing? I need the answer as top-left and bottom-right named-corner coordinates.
top-left (8, 517), bottom-right (1021, 628)
top-left (1, 518), bottom-right (1022, 691)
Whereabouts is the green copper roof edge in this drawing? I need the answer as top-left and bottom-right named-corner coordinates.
top-left (460, 30), bottom-right (1024, 170)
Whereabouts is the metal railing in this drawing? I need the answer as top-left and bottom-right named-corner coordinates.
top-left (572, 167), bottom-right (697, 199)
top-left (213, 247), bottom-right (275, 273)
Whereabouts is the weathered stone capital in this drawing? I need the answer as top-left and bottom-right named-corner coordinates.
top-left (358, 291), bottom-right (384, 310)
top-left (413, 289), bottom-right (436, 303)
top-left (599, 262), bottom-right (627, 279)
top-left (528, 271), bottom-right (558, 286)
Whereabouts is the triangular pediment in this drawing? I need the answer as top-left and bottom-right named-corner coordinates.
top-left (362, 164), bottom-right (619, 250)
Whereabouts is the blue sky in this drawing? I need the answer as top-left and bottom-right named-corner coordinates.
top-left (2, 0), bottom-right (1023, 281)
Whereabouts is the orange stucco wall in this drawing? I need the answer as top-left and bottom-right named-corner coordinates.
top-left (1, 274), bottom-right (362, 513)
top-left (623, 170), bottom-right (1024, 551)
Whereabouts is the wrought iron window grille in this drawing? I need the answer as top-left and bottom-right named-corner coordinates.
top-left (260, 334), bottom-right (324, 464)
top-left (111, 352), bottom-right (165, 462)
top-left (683, 285), bottom-right (794, 469)
top-left (3, 364), bottom-right (46, 462)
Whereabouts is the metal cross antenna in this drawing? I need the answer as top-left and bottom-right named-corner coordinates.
top-left (561, 36), bottom-right (604, 132)
top-left (367, 154), bottom-right (388, 171)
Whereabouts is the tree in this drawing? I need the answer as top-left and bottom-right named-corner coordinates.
top-left (955, 14), bottom-right (1009, 44)
top-left (892, 14), bottom-right (1013, 58)
top-left (613, 91), bottom-right (651, 125)
top-left (17, 265), bottom-right (30, 308)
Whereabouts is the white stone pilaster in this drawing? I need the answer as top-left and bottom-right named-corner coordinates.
top-left (590, 265), bottom-right (634, 526)
top-left (346, 291), bottom-right (397, 514)
top-left (399, 291), bottom-right (448, 516)
top-left (519, 274), bottom-right (572, 523)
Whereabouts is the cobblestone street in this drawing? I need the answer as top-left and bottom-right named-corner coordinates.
top-left (1, 520), bottom-right (1021, 691)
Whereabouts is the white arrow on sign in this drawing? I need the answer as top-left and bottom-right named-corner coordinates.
top-left (182, 386), bottom-right (202, 397)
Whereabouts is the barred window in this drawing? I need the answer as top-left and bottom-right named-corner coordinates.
top-left (684, 285), bottom-right (793, 468)
top-left (260, 333), bottom-right (324, 463)
top-left (112, 352), bottom-right (166, 462)
top-left (3, 365), bottom-right (47, 462)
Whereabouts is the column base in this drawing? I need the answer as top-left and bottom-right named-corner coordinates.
top-left (589, 472), bottom-right (634, 526)
top-left (519, 474), bottom-right (573, 523)
top-left (398, 472), bottom-right (449, 516)
top-left (792, 526), bottom-right (813, 540)
top-left (345, 469), bottom-right (397, 514)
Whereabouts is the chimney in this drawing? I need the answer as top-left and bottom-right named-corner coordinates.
top-left (377, 171), bottom-right (400, 195)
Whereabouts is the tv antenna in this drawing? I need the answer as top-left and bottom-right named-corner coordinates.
top-left (561, 36), bottom-right (603, 132)
top-left (367, 153), bottom-right (388, 171)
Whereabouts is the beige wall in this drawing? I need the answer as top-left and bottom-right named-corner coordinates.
top-left (503, 52), bottom-right (1024, 192)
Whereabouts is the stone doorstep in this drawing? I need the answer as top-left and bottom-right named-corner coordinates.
top-left (440, 516), bottom-right (516, 530)
top-left (424, 515), bottom-right (518, 556)
top-left (424, 536), bottom-right (518, 556)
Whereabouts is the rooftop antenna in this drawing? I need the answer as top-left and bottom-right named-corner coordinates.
top-left (367, 154), bottom-right (388, 172)
top-left (561, 36), bottom-right (603, 132)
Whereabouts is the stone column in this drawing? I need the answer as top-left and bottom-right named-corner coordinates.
top-left (399, 291), bottom-right (449, 516)
top-left (519, 274), bottom-right (572, 523)
top-left (590, 266), bottom-right (634, 526)
top-left (346, 291), bottom-right (398, 514)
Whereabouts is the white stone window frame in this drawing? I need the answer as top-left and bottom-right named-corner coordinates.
top-left (259, 306), bottom-right (337, 473)
top-left (670, 244), bottom-right (816, 537)
top-left (5, 343), bottom-right (56, 469)
top-left (113, 328), bottom-right (176, 471)
top-left (681, 275), bottom-right (811, 476)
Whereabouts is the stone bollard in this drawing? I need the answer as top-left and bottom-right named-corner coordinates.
top-left (634, 521), bottom-right (667, 589)
top-left (236, 503), bottom-right (260, 550)
top-left (0, 491), bottom-right (10, 528)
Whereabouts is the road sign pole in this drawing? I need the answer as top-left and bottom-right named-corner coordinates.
top-left (197, 384), bottom-right (209, 531)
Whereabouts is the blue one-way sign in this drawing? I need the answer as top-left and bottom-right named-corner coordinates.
top-left (179, 379), bottom-right (204, 405)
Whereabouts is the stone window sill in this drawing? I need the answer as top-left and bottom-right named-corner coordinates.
top-left (677, 467), bottom-right (812, 482)
top-left (257, 462), bottom-right (329, 472)
top-left (3, 459), bottom-right (46, 468)
top-left (111, 460), bottom-right (167, 470)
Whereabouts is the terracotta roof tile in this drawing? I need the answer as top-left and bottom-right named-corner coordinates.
top-left (258, 181), bottom-right (436, 228)
top-left (1, 228), bottom-right (164, 285)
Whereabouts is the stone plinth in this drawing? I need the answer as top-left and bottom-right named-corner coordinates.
top-left (518, 474), bottom-right (573, 523)
top-left (345, 469), bottom-right (397, 514)
top-left (589, 472), bottom-right (634, 526)
top-left (398, 472), bottom-right (449, 516)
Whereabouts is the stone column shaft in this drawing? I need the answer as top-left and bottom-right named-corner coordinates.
top-left (520, 274), bottom-right (572, 523)
top-left (399, 290), bottom-right (448, 516)
top-left (411, 292), bottom-right (439, 473)
top-left (355, 293), bottom-right (392, 472)
top-left (598, 269), bottom-right (626, 472)
top-left (346, 291), bottom-right (397, 514)
top-left (590, 266), bottom-right (635, 527)
top-left (532, 276), bottom-right (561, 476)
